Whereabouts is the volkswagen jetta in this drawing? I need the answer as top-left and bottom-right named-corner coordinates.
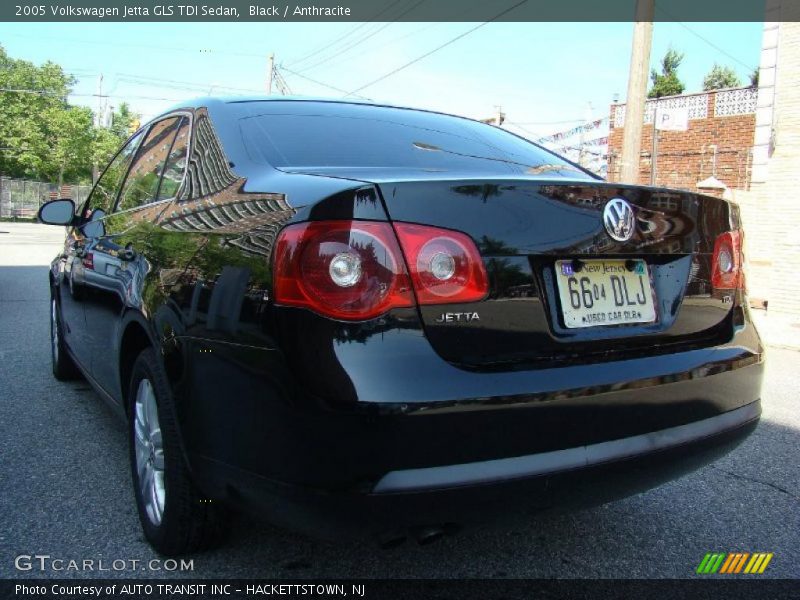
top-left (37, 98), bottom-right (763, 555)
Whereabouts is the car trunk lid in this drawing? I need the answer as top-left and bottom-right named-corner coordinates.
top-left (375, 178), bottom-right (741, 369)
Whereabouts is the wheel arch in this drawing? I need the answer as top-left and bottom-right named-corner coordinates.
top-left (118, 310), bottom-right (197, 482)
top-left (119, 316), bottom-right (155, 412)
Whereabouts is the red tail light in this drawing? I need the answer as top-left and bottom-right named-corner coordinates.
top-left (711, 230), bottom-right (744, 290)
top-left (273, 220), bottom-right (489, 320)
top-left (393, 223), bottom-right (489, 305)
top-left (82, 252), bottom-right (94, 270)
top-left (273, 221), bottom-right (414, 320)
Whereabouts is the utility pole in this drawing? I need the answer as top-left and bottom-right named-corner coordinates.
top-left (267, 53), bottom-right (274, 94)
top-left (92, 73), bottom-right (103, 184)
top-left (650, 104), bottom-right (658, 185)
top-left (618, 0), bottom-right (654, 184)
top-left (480, 106), bottom-right (505, 126)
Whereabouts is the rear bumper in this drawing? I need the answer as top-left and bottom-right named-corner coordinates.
top-left (373, 400), bottom-right (760, 493)
top-left (183, 307), bottom-right (764, 535)
top-left (198, 400), bottom-right (759, 537)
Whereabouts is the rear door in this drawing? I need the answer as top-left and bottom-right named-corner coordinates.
top-left (82, 116), bottom-right (188, 397)
top-left (63, 129), bottom-right (144, 376)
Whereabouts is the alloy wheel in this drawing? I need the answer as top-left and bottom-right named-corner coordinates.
top-left (51, 299), bottom-right (59, 364)
top-left (133, 378), bottom-right (166, 526)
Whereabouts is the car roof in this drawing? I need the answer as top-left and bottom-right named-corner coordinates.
top-left (145, 95), bottom-right (599, 183)
top-left (157, 95), bottom-right (490, 128)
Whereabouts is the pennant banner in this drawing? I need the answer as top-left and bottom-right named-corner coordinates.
top-left (583, 136), bottom-right (608, 147)
top-left (534, 117), bottom-right (608, 144)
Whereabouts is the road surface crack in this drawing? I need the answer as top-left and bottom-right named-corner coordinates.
top-left (711, 465), bottom-right (799, 501)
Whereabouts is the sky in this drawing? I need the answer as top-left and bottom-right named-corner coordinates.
top-left (0, 20), bottom-right (763, 149)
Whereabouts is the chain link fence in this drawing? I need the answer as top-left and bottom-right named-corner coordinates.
top-left (0, 177), bottom-right (91, 219)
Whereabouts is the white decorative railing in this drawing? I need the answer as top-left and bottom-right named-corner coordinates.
top-left (714, 87), bottom-right (758, 117)
top-left (612, 87), bottom-right (757, 127)
top-left (614, 93), bottom-right (709, 127)
top-left (646, 93), bottom-right (709, 123)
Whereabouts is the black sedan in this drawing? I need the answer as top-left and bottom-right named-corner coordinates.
top-left (38, 98), bottom-right (763, 555)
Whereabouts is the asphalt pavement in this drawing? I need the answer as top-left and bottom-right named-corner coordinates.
top-left (0, 222), bottom-right (797, 579)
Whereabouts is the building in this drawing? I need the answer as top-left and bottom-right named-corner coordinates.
top-left (608, 7), bottom-right (800, 319)
top-left (607, 88), bottom-right (758, 195)
top-left (734, 11), bottom-right (800, 317)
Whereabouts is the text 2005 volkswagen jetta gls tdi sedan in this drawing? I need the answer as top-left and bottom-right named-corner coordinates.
top-left (38, 98), bottom-right (763, 554)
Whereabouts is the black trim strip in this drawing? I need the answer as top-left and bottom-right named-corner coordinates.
top-left (372, 401), bottom-right (761, 493)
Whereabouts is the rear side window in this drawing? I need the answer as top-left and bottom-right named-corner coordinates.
top-left (157, 118), bottom-right (190, 200)
top-left (85, 130), bottom-right (144, 217)
top-left (117, 117), bottom-right (182, 211)
top-left (238, 103), bottom-right (588, 177)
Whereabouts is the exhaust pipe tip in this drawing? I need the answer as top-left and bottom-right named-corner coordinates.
top-left (378, 523), bottom-right (461, 547)
top-left (412, 525), bottom-right (445, 545)
top-left (376, 531), bottom-right (407, 549)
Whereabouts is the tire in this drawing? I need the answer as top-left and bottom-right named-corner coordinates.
top-left (50, 295), bottom-right (81, 381)
top-left (127, 348), bottom-right (229, 555)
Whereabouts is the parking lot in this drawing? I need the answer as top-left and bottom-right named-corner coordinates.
top-left (0, 222), bottom-right (797, 579)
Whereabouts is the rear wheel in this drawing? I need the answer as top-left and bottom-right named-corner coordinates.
top-left (50, 295), bottom-right (80, 380)
top-left (128, 348), bottom-right (228, 555)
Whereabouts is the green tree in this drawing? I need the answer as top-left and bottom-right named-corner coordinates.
top-left (109, 102), bottom-right (139, 139)
top-left (46, 105), bottom-right (95, 186)
top-left (703, 64), bottom-right (741, 90)
top-left (749, 67), bottom-right (759, 87)
top-left (648, 48), bottom-right (685, 98)
top-left (0, 44), bottom-right (77, 179)
top-left (92, 124), bottom-right (126, 172)
top-left (0, 44), bottom-right (140, 184)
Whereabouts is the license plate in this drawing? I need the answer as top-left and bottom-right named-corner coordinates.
top-left (554, 259), bottom-right (656, 328)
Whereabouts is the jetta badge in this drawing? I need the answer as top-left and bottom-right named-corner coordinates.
top-left (435, 312), bottom-right (480, 323)
top-left (603, 198), bottom-right (636, 242)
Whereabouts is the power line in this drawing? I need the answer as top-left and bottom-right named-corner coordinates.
top-left (306, 22), bottom-right (445, 74)
top-left (655, 5), bottom-right (756, 71)
top-left (97, 93), bottom-right (185, 102)
top-left (0, 87), bottom-right (67, 96)
top-left (504, 122), bottom-right (545, 139)
top-left (297, 0), bottom-right (428, 74)
top-left (8, 63), bottom-right (348, 104)
top-left (0, 87), bottom-right (183, 102)
top-left (298, 0), bottom-right (496, 75)
top-left (0, 32), bottom-right (264, 59)
top-left (271, 66), bottom-right (293, 95)
top-left (277, 66), bottom-right (373, 100)
top-left (285, 0), bottom-right (406, 68)
top-left (675, 22), bottom-right (756, 71)
top-left (286, 21), bottom-right (379, 69)
top-left (63, 69), bottom-right (266, 96)
top-left (114, 73), bottom-right (264, 94)
top-left (344, 0), bottom-right (529, 97)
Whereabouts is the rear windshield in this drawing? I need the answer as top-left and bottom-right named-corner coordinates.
top-left (237, 102), bottom-right (591, 178)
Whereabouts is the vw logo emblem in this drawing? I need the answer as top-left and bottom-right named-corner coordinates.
top-left (603, 198), bottom-right (636, 242)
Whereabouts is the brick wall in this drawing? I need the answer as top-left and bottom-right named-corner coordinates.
top-left (607, 90), bottom-right (756, 193)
